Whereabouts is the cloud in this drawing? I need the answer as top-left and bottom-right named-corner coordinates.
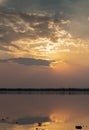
top-left (0, 2), bottom-right (89, 62)
top-left (1, 0), bottom-right (89, 40)
top-left (0, 0), bottom-right (6, 6)
top-left (0, 11), bottom-right (72, 59)
top-left (0, 58), bottom-right (52, 66)
top-left (11, 116), bottom-right (50, 124)
top-left (3, 0), bottom-right (73, 12)
top-left (0, 12), bottom-right (52, 48)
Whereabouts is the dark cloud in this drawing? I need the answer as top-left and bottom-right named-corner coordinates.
top-left (1, 0), bottom-right (89, 41)
top-left (0, 45), bottom-right (11, 51)
top-left (0, 5), bottom-right (89, 54)
top-left (0, 0), bottom-right (6, 6)
top-left (0, 11), bottom-right (54, 52)
top-left (11, 116), bottom-right (50, 124)
top-left (59, 0), bottom-right (89, 39)
top-left (3, 0), bottom-right (73, 12)
top-left (0, 11), bottom-right (71, 54)
top-left (0, 58), bottom-right (52, 66)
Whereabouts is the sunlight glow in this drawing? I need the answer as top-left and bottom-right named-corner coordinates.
top-left (11, 22), bottom-right (89, 60)
top-left (1, 17), bottom-right (89, 71)
top-left (50, 113), bottom-right (68, 123)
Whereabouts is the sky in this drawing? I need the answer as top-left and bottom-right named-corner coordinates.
top-left (0, 0), bottom-right (89, 124)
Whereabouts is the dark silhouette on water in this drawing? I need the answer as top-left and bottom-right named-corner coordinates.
top-left (0, 88), bottom-right (89, 95)
top-left (75, 126), bottom-right (82, 129)
top-left (38, 122), bottom-right (42, 126)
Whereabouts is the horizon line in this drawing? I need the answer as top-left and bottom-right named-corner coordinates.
top-left (0, 88), bottom-right (89, 95)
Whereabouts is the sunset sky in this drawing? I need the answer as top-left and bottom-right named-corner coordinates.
top-left (0, 0), bottom-right (89, 124)
top-left (0, 0), bottom-right (89, 88)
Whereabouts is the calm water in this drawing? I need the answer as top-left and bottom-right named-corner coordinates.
top-left (0, 120), bottom-right (88, 130)
top-left (0, 95), bottom-right (89, 130)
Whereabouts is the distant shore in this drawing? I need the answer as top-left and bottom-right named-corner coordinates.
top-left (0, 88), bottom-right (89, 95)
